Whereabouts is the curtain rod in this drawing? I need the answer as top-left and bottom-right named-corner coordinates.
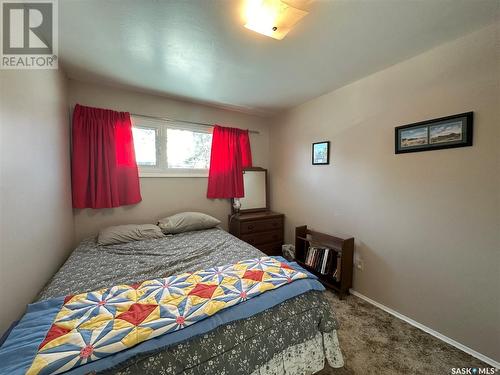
top-left (130, 112), bottom-right (260, 135)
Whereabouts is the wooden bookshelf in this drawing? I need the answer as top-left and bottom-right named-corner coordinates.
top-left (295, 225), bottom-right (354, 299)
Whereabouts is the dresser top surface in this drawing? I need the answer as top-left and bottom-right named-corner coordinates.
top-left (232, 210), bottom-right (283, 221)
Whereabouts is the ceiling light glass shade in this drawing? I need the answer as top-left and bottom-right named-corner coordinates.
top-left (244, 0), bottom-right (309, 40)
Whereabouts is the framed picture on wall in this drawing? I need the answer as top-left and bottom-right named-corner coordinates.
top-left (312, 141), bottom-right (330, 165)
top-left (395, 112), bottom-right (473, 154)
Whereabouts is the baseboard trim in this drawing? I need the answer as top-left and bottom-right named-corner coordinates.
top-left (349, 289), bottom-right (499, 369)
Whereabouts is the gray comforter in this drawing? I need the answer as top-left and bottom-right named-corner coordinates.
top-left (37, 228), bottom-right (338, 374)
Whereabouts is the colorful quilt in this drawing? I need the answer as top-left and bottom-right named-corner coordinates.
top-left (0, 257), bottom-right (313, 375)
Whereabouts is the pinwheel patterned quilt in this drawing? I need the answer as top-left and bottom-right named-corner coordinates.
top-left (0, 256), bottom-right (319, 375)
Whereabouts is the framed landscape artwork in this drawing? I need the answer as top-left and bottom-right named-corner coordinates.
top-left (395, 112), bottom-right (473, 154)
top-left (312, 141), bottom-right (330, 165)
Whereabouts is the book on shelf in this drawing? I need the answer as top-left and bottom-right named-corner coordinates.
top-left (304, 246), bottom-right (341, 279)
top-left (321, 248), bottom-right (329, 274)
top-left (335, 252), bottom-right (341, 282)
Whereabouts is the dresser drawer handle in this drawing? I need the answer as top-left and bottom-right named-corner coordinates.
top-left (272, 222), bottom-right (278, 227)
top-left (248, 225), bottom-right (255, 230)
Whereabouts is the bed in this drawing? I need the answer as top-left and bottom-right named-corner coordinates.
top-left (22, 228), bottom-right (344, 374)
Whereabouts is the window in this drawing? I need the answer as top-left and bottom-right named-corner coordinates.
top-left (132, 116), bottom-right (212, 177)
top-left (132, 126), bottom-right (157, 166)
top-left (166, 128), bottom-right (211, 169)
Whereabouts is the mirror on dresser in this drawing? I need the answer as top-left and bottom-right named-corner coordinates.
top-left (229, 167), bottom-right (284, 256)
top-left (238, 167), bottom-right (268, 213)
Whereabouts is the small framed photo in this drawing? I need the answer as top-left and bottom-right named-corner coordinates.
top-left (312, 141), bottom-right (330, 165)
top-left (395, 112), bottom-right (473, 154)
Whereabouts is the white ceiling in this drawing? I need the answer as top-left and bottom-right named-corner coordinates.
top-left (60, 0), bottom-right (499, 115)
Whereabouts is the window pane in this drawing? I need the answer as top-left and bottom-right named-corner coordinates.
top-left (167, 128), bottom-right (212, 169)
top-left (133, 127), bottom-right (157, 166)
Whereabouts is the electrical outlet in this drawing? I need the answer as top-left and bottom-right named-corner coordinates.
top-left (356, 259), bottom-right (364, 271)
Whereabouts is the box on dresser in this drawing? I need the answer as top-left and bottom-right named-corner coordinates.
top-left (228, 211), bottom-right (284, 256)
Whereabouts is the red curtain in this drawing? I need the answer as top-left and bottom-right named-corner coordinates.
top-left (71, 104), bottom-right (142, 208)
top-left (207, 125), bottom-right (252, 199)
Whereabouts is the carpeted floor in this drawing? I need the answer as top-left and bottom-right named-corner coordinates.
top-left (318, 292), bottom-right (489, 375)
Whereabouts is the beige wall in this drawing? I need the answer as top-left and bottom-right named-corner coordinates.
top-left (269, 23), bottom-right (500, 361)
top-left (0, 70), bottom-right (74, 334)
top-left (69, 80), bottom-right (270, 242)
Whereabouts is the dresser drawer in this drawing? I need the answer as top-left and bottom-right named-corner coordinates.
top-left (240, 218), bottom-right (283, 234)
top-left (240, 230), bottom-right (283, 246)
top-left (255, 241), bottom-right (283, 256)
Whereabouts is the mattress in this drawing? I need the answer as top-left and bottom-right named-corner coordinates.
top-left (37, 228), bottom-right (340, 374)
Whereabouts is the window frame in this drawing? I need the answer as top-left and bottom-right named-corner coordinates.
top-left (131, 116), bottom-right (213, 178)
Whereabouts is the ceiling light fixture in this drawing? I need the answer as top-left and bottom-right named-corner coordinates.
top-left (244, 0), bottom-right (310, 40)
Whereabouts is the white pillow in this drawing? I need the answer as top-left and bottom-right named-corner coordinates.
top-left (98, 224), bottom-right (164, 245)
top-left (158, 212), bottom-right (221, 234)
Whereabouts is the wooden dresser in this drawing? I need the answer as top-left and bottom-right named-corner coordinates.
top-left (228, 211), bottom-right (284, 256)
